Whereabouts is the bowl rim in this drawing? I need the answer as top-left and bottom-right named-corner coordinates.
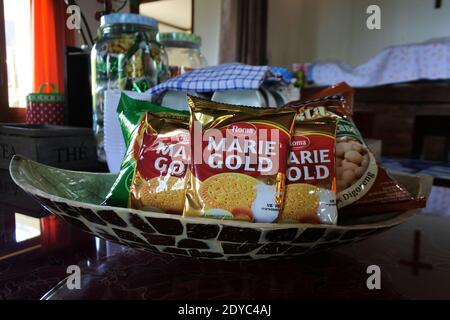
top-left (9, 154), bottom-right (418, 231)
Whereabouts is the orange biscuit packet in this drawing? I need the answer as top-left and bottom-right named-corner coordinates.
top-left (184, 95), bottom-right (296, 223)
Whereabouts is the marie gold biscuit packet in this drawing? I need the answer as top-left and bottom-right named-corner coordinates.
top-left (184, 95), bottom-right (296, 223)
top-left (103, 94), bottom-right (190, 214)
top-left (279, 118), bottom-right (338, 224)
top-left (128, 110), bottom-right (190, 214)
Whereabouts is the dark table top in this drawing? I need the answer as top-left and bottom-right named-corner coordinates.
top-left (1, 169), bottom-right (450, 300)
top-left (382, 157), bottom-right (450, 187)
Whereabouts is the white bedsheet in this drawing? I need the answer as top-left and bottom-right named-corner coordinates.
top-left (310, 38), bottom-right (450, 87)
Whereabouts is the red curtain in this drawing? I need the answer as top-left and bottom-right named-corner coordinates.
top-left (32, 0), bottom-right (75, 93)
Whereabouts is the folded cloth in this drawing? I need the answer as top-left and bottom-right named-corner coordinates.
top-left (147, 63), bottom-right (285, 96)
top-left (270, 66), bottom-right (294, 83)
top-left (309, 37), bottom-right (450, 87)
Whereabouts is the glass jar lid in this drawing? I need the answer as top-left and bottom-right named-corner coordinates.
top-left (157, 32), bottom-right (202, 48)
top-left (100, 13), bottom-right (158, 30)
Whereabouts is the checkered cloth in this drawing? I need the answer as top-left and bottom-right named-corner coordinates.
top-left (147, 63), bottom-right (284, 96)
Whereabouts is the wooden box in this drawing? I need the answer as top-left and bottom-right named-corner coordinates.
top-left (0, 124), bottom-right (97, 170)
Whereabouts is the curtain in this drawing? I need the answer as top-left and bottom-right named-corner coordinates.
top-left (219, 0), bottom-right (268, 65)
top-left (32, 0), bottom-right (75, 93)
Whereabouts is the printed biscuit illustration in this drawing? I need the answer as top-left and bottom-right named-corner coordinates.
top-left (135, 175), bottom-right (186, 213)
top-left (200, 173), bottom-right (258, 221)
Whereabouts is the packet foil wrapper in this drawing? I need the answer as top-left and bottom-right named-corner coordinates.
top-left (103, 94), bottom-right (190, 215)
top-left (184, 95), bottom-right (296, 223)
top-left (279, 117), bottom-right (338, 224)
top-left (290, 82), bottom-right (426, 217)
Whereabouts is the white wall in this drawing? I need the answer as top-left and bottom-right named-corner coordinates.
top-left (267, 0), bottom-right (450, 67)
top-left (267, 0), bottom-right (323, 68)
top-left (193, 0), bottom-right (221, 65)
top-left (140, 0), bottom-right (192, 32)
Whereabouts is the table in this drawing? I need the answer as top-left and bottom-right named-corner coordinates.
top-left (1, 169), bottom-right (449, 300)
top-left (382, 157), bottom-right (450, 187)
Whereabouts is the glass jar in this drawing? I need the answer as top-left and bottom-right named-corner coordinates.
top-left (91, 13), bottom-right (169, 162)
top-left (156, 32), bottom-right (208, 77)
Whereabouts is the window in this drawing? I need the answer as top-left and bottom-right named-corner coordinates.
top-left (4, 0), bottom-right (32, 109)
top-left (0, 0), bottom-right (31, 122)
top-left (15, 212), bottom-right (41, 242)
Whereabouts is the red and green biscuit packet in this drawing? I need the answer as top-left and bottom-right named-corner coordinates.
top-left (103, 94), bottom-right (190, 213)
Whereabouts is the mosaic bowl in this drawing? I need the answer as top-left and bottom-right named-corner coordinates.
top-left (9, 155), bottom-right (431, 260)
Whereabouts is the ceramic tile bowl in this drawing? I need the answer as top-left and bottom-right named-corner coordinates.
top-left (9, 155), bottom-right (431, 260)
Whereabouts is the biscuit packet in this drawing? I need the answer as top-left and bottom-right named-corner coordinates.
top-left (290, 82), bottom-right (425, 217)
top-left (279, 118), bottom-right (338, 224)
top-left (103, 94), bottom-right (190, 214)
top-left (185, 95), bottom-right (296, 223)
